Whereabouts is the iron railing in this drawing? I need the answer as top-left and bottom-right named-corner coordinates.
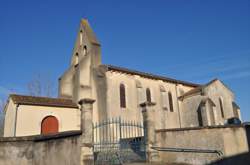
top-left (93, 117), bottom-right (146, 165)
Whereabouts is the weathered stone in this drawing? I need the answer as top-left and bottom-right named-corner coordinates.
top-left (140, 102), bottom-right (160, 162)
top-left (0, 131), bottom-right (81, 165)
top-left (79, 98), bottom-right (95, 165)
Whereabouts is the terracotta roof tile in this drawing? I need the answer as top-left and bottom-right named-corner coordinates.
top-left (10, 94), bottom-right (78, 108)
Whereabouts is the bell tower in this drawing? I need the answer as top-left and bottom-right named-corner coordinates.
top-left (59, 19), bottom-right (102, 102)
top-left (70, 19), bottom-right (101, 68)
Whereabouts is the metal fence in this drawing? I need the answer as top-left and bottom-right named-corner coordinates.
top-left (93, 117), bottom-right (146, 165)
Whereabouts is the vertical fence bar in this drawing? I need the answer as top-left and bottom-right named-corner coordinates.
top-left (111, 118), bottom-right (114, 146)
top-left (119, 117), bottom-right (122, 140)
top-left (115, 118), bottom-right (118, 143)
top-left (126, 119), bottom-right (128, 138)
top-left (134, 121), bottom-right (136, 138)
top-left (109, 119), bottom-right (111, 148)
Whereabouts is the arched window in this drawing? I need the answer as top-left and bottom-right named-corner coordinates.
top-left (41, 116), bottom-right (59, 135)
top-left (168, 92), bottom-right (174, 112)
top-left (197, 107), bottom-right (203, 126)
top-left (219, 98), bottom-right (224, 118)
top-left (83, 45), bottom-right (87, 56)
top-left (120, 84), bottom-right (126, 108)
top-left (146, 88), bottom-right (151, 102)
top-left (79, 31), bottom-right (83, 45)
top-left (74, 53), bottom-right (79, 66)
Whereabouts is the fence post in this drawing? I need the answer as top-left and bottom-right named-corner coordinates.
top-left (140, 101), bottom-right (160, 163)
top-left (79, 98), bottom-right (95, 165)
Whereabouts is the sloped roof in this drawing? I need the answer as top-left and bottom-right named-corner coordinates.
top-left (232, 101), bottom-right (240, 109)
top-left (179, 78), bottom-right (232, 100)
top-left (102, 65), bottom-right (200, 87)
top-left (178, 86), bottom-right (204, 100)
top-left (9, 94), bottom-right (78, 108)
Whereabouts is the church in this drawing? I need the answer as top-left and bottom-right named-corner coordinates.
top-left (3, 19), bottom-right (241, 137)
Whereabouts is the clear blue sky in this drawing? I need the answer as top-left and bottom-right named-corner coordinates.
top-left (0, 0), bottom-right (249, 121)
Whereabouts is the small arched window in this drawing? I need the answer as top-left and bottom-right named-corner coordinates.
top-left (146, 88), bottom-right (151, 102)
top-left (168, 92), bottom-right (174, 112)
top-left (120, 84), bottom-right (126, 108)
top-left (219, 98), bottom-right (224, 118)
top-left (79, 31), bottom-right (83, 45)
top-left (74, 53), bottom-right (79, 66)
top-left (83, 45), bottom-right (87, 56)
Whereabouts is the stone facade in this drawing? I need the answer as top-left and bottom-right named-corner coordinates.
top-left (59, 19), bottom-right (241, 130)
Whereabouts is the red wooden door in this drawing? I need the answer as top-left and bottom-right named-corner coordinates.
top-left (41, 116), bottom-right (59, 135)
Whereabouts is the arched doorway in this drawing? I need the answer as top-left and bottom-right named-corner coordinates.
top-left (41, 116), bottom-right (59, 135)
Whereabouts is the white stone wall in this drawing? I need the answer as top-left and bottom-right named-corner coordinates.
top-left (3, 100), bottom-right (16, 137)
top-left (105, 70), bottom-right (195, 129)
top-left (11, 105), bottom-right (81, 137)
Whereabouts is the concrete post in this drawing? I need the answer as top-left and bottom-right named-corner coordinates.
top-left (140, 101), bottom-right (160, 162)
top-left (78, 98), bottom-right (95, 165)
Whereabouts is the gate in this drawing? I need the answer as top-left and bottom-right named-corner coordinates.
top-left (93, 117), bottom-right (146, 165)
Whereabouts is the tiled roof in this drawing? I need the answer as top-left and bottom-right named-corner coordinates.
top-left (178, 79), bottom-right (220, 100)
top-left (178, 86), bottom-right (203, 100)
top-left (10, 94), bottom-right (78, 108)
top-left (103, 65), bottom-right (200, 87)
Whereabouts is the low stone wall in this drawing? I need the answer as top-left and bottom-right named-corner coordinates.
top-left (155, 125), bottom-right (250, 165)
top-left (0, 131), bottom-right (82, 165)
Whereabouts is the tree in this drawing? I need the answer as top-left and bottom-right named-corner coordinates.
top-left (0, 98), bottom-right (6, 136)
top-left (27, 73), bottom-right (56, 97)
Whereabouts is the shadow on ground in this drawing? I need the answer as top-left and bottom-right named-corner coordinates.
top-left (209, 152), bottom-right (250, 165)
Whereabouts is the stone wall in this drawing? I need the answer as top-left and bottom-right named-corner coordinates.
top-left (155, 125), bottom-right (249, 165)
top-left (105, 70), bottom-right (191, 129)
top-left (0, 131), bottom-right (81, 165)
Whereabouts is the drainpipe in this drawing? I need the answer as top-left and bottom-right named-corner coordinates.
top-left (14, 104), bottom-right (19, 137)
top-left (175, 84), bottom-right (182, 128)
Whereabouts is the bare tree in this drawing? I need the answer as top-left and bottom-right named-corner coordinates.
top-left (0, 98), bottom-right (6, 136)
top-left (27, 73), bottom-right (56, 97)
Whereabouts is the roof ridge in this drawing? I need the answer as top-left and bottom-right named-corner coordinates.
top-left (101, 64), bottom-right (201, 87)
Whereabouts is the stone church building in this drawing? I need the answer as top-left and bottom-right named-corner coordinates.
top-left (3, 19), bottom-right (241, 137)
top-left (1, 19), bottom-right (249, 165)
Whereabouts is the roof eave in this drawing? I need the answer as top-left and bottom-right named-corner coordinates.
top-left (103, 64), bottom-right (200, 87)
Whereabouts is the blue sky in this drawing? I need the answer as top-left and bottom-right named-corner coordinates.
top-left (0, 0), bottom-right (249, 121)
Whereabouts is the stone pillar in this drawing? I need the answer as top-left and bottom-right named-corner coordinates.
top-left (78, 98), bottom-right (95, 165)
top-left (140, 101), bottom-right (160, 162)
